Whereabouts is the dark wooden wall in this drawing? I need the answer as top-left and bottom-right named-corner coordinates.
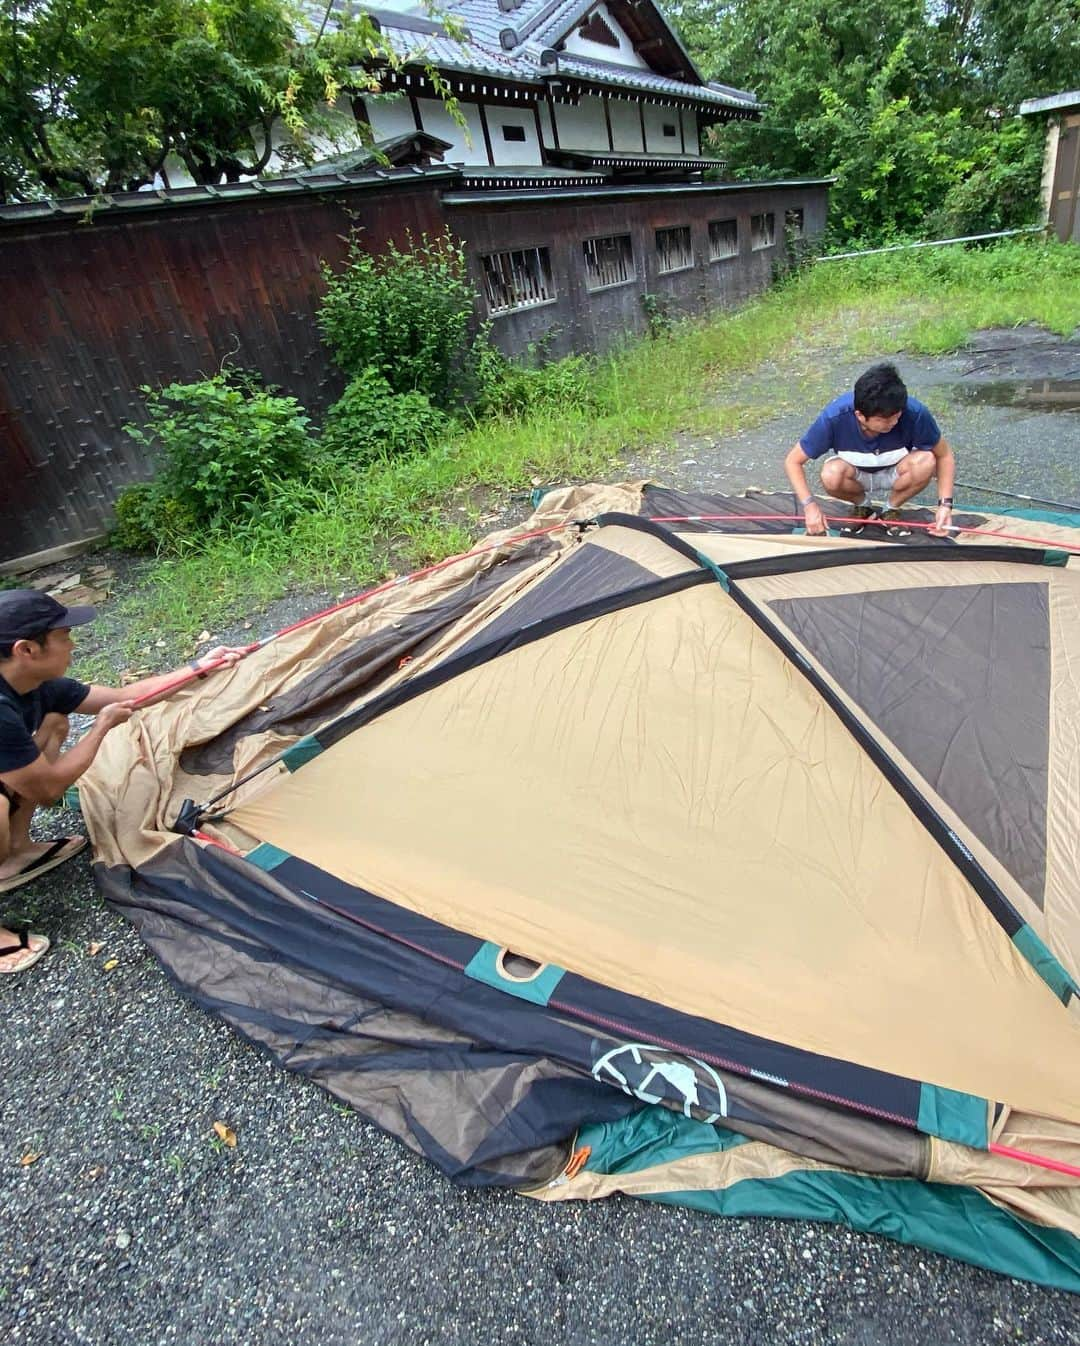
top-left (449, 182), bottom-right (830, 359)
top-left (0, 177), bottom-right (826, 565)
top-left (0, 183), bottom-right (445, 565)
top-left (1049, 113), bottom-right (1080, 243)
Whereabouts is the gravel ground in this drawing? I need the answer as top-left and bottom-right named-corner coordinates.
top-left (2, 327), bottom-right (1080, 1346)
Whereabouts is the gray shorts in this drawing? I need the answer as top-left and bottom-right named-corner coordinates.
top-left (851, 462), bottom-right (902, 501)
top-left (842, 448), bottom-right (935, 503)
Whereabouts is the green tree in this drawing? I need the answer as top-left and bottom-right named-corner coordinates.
top-left (0, 0), bottom-right (459, 201)
top-left (668, 0), bottom-right (1049, 244)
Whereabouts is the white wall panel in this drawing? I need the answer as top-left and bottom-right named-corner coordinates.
top-left (485, 106), bottom-right (544, 165)
top-left (555, 95), bottom-right (611, 151)
top-left (364, 94), bottom-right (419, 144)
top-left (538, 100), bottom-right (555, 149)
top-left (609, 99), bottom-right (644, 152)
top-left (643, 101), bottom-right (682, 153)
top-left (416, 98), bottom-right (485, 164)
top-left (681, 108), bottom-right (700, 156)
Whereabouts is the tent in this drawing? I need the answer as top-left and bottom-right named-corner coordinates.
top-left (82, 483), bottom-right (1080, 1290)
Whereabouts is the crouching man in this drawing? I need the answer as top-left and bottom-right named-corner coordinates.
top-left (0, 589), bottom-right (245, 972)
top-left (784, 362), bottom-right (956, 537)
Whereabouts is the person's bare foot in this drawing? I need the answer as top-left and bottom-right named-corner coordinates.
top-left (0, 839), bottom-right (62, 882)
top-left (0, 927), bottom-right (50, 973)
top-left (0, 836), bottom-right (86, 892)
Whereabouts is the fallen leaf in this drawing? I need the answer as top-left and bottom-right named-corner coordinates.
top-left (50, 573), bottom-right (82, 592)
top-left (85, 1165), bottom-right (104, 1181)
top-left (88, 941), bottom-right (104, 957)
top-left (242, 621), bottom-right (252, 630)
top-left (53, 584), bottom-right (108, 606)
top-left (19, 1152), bottom-right (41, 1166)
top-left (102, 958), bottom-right (119, 971)
top-left (212, 1121), bottom-right (237, 1148)
top-left (155, 638), bottom-right (167, 648)
top-left (28, 571), bottom-right (67, 590)
top-left (197, 630), bottom-right (211, 643)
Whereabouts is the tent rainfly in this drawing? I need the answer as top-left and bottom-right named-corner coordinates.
top-left (82, 483), bottom-right (1080, 1291)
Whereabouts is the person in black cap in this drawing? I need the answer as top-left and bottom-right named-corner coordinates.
top-left (0, 588), bottom-right (245, 973)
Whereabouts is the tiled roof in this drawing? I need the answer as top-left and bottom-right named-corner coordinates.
top-left (557, 55), bottom-right (757, 109)
top-left (301, 2), bottom-right (760, 112)
top-left (0, 165), bottom-right (459, 227)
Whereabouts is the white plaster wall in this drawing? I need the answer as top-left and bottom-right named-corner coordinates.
top-left (485, 105), bottom-right (543, 165)
top-left (1040, 118), bottom-right (1061, 223)
top-left (537, 100), bottom-right (555, 148)
top-left (157, 100), bottom-right (364, 188)
top-left (561, 4), bottom-right (649, 70)
top-left (554, 95), bottom-right (611, 151)
top-left (608, 98), bottom-right (644, 152)
top-left (364, 94), bottom-right (419, 144)
top-left (415, 97), bottom-right (483, 163)
top-left (681, 108), bottom-right (700, 156)
top-left (643, 101), bottom-right (683, 153)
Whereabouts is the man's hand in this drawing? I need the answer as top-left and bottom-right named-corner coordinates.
top-left (96, 701), bottom-right (135, 732)
top-left (930, 504), bottom-right (954, 538)
top-left (194, 645), bottom-right (247, 673)
top-left (803, 501), bottom-right (827, 536)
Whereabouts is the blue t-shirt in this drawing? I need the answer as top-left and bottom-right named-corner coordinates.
top-left (0, 674), bottom-right (88, 776)
top-left (800, 393), bottom-right (941, 464)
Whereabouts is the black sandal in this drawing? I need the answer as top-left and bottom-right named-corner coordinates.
top-left (0, 925), bottom-right (50, 972)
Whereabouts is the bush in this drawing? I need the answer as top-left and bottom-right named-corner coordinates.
top-left (474, 347), bottom-right (600, 420)
top-left (111, 482), bottom-right (200, 552)
top-left (319, 368), bottom-right (449, 466)
top-left (125, 373), bottom-right (314, 527)
top-left (318, 230), bottom-right (479, 408)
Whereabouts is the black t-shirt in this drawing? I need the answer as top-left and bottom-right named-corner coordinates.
top-left (0, 674), bottom-right (89, 775)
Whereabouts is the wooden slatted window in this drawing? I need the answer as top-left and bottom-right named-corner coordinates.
top-left (708, 218), bottom-right (738, 261)
top-left (656, 225), bottom-right (693, 274)
top-left (583, 234), bottom-right (635, 291)
top-left (481, 247), bottom-right (556, 315)
top-left (751, 211), bottom-right (776, 250)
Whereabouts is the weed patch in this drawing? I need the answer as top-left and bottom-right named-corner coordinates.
top-left (101, 239), bottom-right (1080, 656)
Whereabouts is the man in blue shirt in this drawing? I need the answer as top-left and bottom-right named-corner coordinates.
top-left (783, 363), bottom-right (956, 537)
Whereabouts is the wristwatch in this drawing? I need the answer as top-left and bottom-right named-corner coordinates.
top-left (798, 495), bottom-right (816, 507)
top-left (189, 659), bottom-right (207, 680)
top-left (937, 497), bottom-right (954, 508)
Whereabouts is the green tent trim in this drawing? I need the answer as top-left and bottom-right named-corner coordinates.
top-left (576, 1112), bottom-right (1080, 1293)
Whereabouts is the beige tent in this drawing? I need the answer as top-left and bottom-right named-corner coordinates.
top-left (83, 484), bottom-right (1080, 1289)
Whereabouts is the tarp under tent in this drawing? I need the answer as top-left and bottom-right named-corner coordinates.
top-left (81, 483), bottom-right (1080, 1291)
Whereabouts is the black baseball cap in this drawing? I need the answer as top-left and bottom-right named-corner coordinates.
top-left (0, 589), bottom-right (98, 645)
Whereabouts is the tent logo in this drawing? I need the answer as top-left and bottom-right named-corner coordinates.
top-left (592, 1043), bottom-right (729, 1123)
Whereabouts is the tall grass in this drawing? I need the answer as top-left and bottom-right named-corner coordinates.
top-left (96, 238), bottom-right (1080, 667)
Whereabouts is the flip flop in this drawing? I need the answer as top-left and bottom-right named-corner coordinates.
top-left (0, 836), bottom-right (87, 894)
top-left (0, 927), bottom-right (50, 974)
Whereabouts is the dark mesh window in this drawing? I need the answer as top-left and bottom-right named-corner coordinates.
top-left (583, 234), bottom-right (635, 290)
top-left (481, 247), bottom-right (555, 314)
top-left (709, 218), bottom-right (738, 260)
top-left (656, 226), bottom-right (693, 273)
top-left (751, 212), bottom-right (775, 249)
